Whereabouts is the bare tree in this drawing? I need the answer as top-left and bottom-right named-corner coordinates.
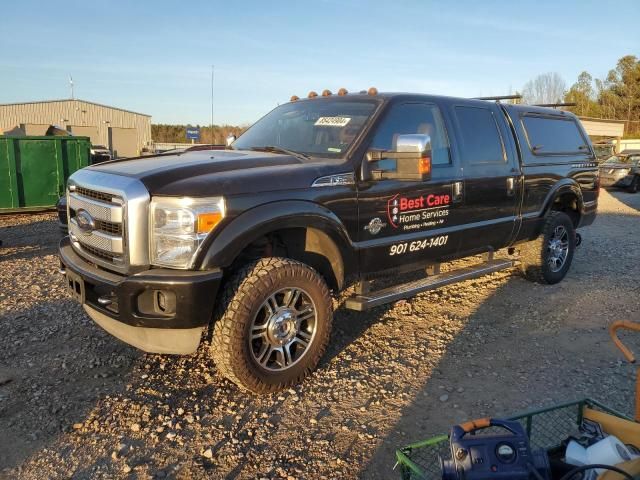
top-left (521, 72), bottom-right (567, 105)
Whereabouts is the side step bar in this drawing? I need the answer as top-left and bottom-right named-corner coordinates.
top-left (344, 258), bottom-right (515, 312)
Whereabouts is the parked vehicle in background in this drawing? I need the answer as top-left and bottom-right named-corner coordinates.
top-left (155, 144), bottom-right (227, 155)
top-left (592, 143), bottom-right (615, 162)
top-left (90, 145), bottom-right (112, 164)
top-left (599, 152), bottom-right (640, 193)
top-left (56, 196), bottom-right (68, 231)
top-left (59, 89), bottom-right (599, 393)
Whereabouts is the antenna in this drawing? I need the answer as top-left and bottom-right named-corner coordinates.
top-left (214, 65), bottom-right (215, 145)
top-left (69, 75), bottom-right (74, 99)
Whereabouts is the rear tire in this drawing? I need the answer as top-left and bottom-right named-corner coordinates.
top-left (628, 176), bottom-right (639, 193)
top-left (519, 211), bottom-right (576, 284)
top-left (210, 257), bottom-right (332, 394)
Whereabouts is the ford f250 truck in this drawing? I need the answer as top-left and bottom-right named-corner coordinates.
top-left (59, 88), bottom-right (599, 393)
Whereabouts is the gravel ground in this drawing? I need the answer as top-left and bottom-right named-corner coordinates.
top-left (0, 189), bottom-right (639, 480)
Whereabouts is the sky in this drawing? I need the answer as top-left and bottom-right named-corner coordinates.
top-left (1, 0), bottom-right (638, 126)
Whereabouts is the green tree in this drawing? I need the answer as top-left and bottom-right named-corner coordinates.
top-left (606, 55), bottom-right (640, 124)
top-left (562, 55), bottom-right (640, 136)
top-left (565, 71), bottom-right (600, 117)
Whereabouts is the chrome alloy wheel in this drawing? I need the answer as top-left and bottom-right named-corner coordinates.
top-left (546, 225), bottom-right (569, 272)
top-left (249, 287), bottom-right (317, 371)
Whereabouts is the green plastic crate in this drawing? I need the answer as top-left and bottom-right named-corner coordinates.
top-left (395, 398), bottom-right (634, 479)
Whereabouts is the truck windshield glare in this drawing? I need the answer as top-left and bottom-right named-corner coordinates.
top-left (232, 99), bottom-right (378, 158)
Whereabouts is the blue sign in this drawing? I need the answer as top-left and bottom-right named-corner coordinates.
top-left (186, 127), bottom-right (200, 141)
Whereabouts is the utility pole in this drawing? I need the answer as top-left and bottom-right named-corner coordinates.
top-left (69, 75), bottom-right (74, 99)
top-left (214, 65), bottom-right (215, 145)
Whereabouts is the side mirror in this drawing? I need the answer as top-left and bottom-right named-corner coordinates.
top-left (367, 134), bottom-right (432, 181)
top-left (226, 134), bottom-right (236, 147)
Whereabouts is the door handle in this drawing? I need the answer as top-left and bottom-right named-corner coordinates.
top-left (452, 181), bottom-right (463, 203)
top-left (506, 177), bottom-right (515, 197)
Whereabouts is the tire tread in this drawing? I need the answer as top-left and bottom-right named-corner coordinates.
top-left (210, 257), bottom-right (332, 394)
top-left (519, 211), bottom-right (575, 284)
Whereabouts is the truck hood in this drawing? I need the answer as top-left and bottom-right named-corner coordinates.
top-left (89, 150), bottom-right (344, 196)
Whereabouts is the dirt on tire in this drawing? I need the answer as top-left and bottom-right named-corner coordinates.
top-left (211, 257), bottom-right (333, 394)
top-left (519, 210), bottom-right (576, 284)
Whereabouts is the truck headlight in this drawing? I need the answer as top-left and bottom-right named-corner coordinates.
top-left (150, 196), bottom-right (225, 269)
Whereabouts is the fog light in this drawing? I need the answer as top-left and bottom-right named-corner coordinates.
top-left (154, 290), bottom-right (176, 315)
top-left (157, 291), bottom-right (166, 311)
top-left (136, 290), bottom-right (176, 317)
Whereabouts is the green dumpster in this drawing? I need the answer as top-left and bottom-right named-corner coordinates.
top-left (0, 136), bottom-right (91, 212)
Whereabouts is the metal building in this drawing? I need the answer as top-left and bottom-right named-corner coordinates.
top-left (0, 99), bottom-right (152, 158)
top-left (579, 117), bottom-right (626, 152)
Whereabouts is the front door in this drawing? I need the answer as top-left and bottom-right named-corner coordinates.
top-left (356, 101), bottom-right (465, 274)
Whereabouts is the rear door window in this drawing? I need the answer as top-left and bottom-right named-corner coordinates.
top-left (454, 106), bottom-right (506, 165)
top-left (522, 115), bottom-right (588, 155)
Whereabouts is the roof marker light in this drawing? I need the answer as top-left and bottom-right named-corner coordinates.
top-left (308, 91), bottom-right (318, 99)
top-left (290, 95), bottom-right (299, 102)
top-left (368, 87), bottom-right (378, 96)
top-left (338, 88), bottom-right (348, 96)
top-left (322, 89), bottom-right (332, 96)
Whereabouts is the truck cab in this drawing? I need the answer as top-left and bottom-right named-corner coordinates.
top-left (59, 89), bottom-right (598, 393)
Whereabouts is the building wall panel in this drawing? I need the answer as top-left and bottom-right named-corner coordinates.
top-left (0, 100), bottom-right (152, 156)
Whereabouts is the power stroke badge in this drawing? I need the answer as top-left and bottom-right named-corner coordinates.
top-left (387, 192), bottom-right (451, 231)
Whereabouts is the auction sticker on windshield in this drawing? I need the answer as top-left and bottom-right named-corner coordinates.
top-left (315, 117), bottom-right (351, 127)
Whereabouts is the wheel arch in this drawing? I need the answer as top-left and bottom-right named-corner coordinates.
top-left (541, 180), bottom-right (584, 228)
top-left (197, 201), bottom-right (354, 291)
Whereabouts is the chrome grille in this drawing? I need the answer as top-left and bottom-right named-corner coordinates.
top-left (95, 219), bottom-right (122, 236)
top-left (67, 169), bottom-right (150, 274)
top-left (68, 192), bottom-right (123, 223)
top-left (69, 220), bottom-right (124, 254)
top-left (75, 186), bottom-right (115, 203)
top-left (80, 244), bottom-right (120, 262)
top-left (68, 184), bottom-right (126, 270)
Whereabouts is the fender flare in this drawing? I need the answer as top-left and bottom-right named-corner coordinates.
top-left (196, 200), bottom-right (354, 288)
top-left (540, 179), bottom-right (584, 218)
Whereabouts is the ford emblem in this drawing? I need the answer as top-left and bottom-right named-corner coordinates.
top-left (76, 209), bottom-right (96, 233)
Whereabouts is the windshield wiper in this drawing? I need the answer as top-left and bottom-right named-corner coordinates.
top-left (250, 145), bottom-right (310, 161)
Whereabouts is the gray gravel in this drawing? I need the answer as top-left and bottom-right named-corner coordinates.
top-left (0, 189), bottom-right (639, 480)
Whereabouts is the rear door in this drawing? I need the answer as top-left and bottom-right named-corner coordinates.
top-left (448, 103), bottom-right (521, 254)
top-left (356, 101), bottom-right (466, 274)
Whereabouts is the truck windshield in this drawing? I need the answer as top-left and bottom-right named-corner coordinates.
top-left (232, 99), bottom-right (378, 158)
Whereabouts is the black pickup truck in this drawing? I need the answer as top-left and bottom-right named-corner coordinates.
top-left (59, 89), bottom-right (598, 393)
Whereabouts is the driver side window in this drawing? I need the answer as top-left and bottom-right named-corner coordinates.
top-left (369, 102), bottom-right (451, 171)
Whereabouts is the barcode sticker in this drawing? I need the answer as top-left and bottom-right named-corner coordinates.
top-left (315, 117), bottom-right (351, 127)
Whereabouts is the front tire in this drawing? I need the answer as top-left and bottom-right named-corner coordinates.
top-left (519, 211), bottom-right (576, 284)
top-left (211, 257), bottom-right (332, 394)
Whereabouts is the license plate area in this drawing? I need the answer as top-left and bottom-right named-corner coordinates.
top-left (66, 270), bottom-right (85, 304)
